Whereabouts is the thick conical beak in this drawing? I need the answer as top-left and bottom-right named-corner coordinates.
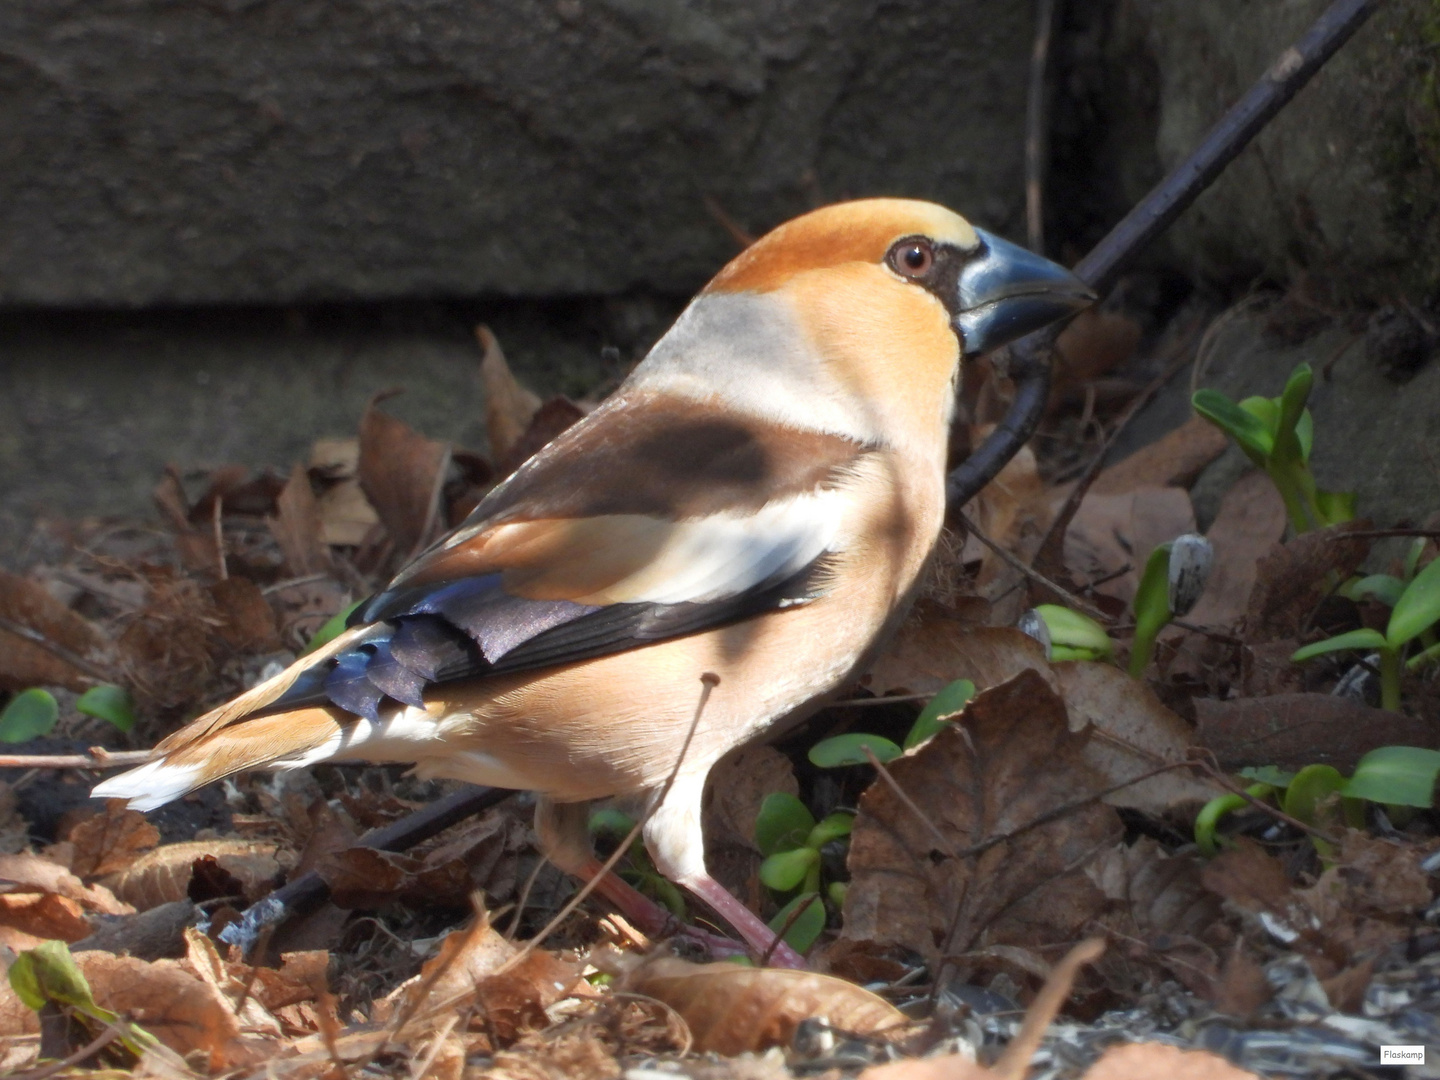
top-left (954, 228), bottom-right (1095, 356)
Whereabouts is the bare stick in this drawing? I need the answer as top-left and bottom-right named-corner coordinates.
top-left (0, 748), bottom-right (152, 770)
top-left (946, 0), bottom-right (1379, 509)
top-left (1025, 0), bottom-right (1060, 252)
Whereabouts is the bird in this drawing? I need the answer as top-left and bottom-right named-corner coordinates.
top-left (94, 198), bottom-right (1093, 966)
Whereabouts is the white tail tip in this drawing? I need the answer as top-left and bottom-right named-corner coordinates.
top-left (91, 759), bottom-right (203, 812)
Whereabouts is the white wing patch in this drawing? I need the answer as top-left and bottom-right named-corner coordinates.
top-left (578, 491), bottom-right (844, 606)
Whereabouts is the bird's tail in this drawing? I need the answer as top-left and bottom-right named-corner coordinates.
top-left (92, 706), bottom-right (348, 811)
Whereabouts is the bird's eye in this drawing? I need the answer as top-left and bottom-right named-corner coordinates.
top-left (889, 239), bottom-right (934, 279)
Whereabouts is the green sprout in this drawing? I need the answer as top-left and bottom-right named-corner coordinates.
top-left (0, 688), bottom-right (59, 743)
top-left (1020, 605), bottom-right (1113, 662)
top-left (1128, 534), bottom-right (1213, 676)
top-left (752, 793), bottom-right (853, 953)
top-left (1194, 746), bottom-right (1440, 857)
top-left (9, 940), bottom-right (159, 1059)
top-left (1192, 362), bottom-right (1355, 534)
top-left (807, 678), bottom-right (977, 767)
top-left (1293, 552), bottom-right (1440, 710)
top-left (76, 684), bottom-right (137, 733)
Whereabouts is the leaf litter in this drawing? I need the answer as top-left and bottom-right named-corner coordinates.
top-left (1, 316), bottom-right (1439, 1080)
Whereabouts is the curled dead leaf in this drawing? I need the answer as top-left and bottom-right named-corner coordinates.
top-left (1052, 662), bottom-right (1219, 812)
top-left (479, 324), bottom-right (543, 463)
top-left (63, 801), bottom-right (160, 879)
top-left (867, 620), bottom-right (1053, 699)
top-left (844, 670), bottom-right (1119, 963)
top-left (359, 390), bottom-right (453, 563)
top-left (1091, 417), bottom-right (1230, 495)
top-left (621, 953), bottom-right (907, 1056)
top-left (268, 461), bottom-right (331, 576)
top-left (1082, 1041), bottom-right (1260, 1079)
top-left (103, 839), bottom-right (287, 911)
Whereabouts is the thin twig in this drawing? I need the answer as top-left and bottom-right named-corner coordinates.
top-left (10, 1024), bottom-right (122, 1080)
top-left (829, 693), bottom-right (928, 708)
top-left (760, 892), bottom-right (821, 967)
top-left (954, 509), bottom-right (1115, 624)
top-left (0, 748), bottom-right (152, 770)
top-left (863, 747), bottom-right (962, 861)
top-left (1031, 332), bottom-right (1203, 579)
top-left (1323, 529), bottom-right (1440, 541)
top-left (1025, 0), bottom-right (1059, 253)
top-left (945, 0), bottom-right (1379, 510)
top-left (260, 572), bottom-right (333, 596)
top-left (0, 615), bottom-right (113, 684)
top-left (212, 495), bottom-right (227, 581)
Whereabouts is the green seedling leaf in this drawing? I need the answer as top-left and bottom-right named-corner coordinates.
top-left (807, 733), bottom-right (902, 770)
top-left (588, 808), bottom-right (638, 842)
top-left (1239, 765), bottom-right (1297, 787)
top-left (904, 678), bottom-right (975, 749)
top-left (1407, 639), bottom-right (1440, 671)
top-left (1344, 574), bottom-right (1406, 609)
top-left (807, 811), bottom-right (855, 849)
top-left (754, 792), bottom-right (816, 856)
top-left (1342, 746), bottom-right (1440, 808)
top-left (1034, 604), bottom-right (1112, 655)
top-left (1194, 389), bottom-right (1274, 463)
top-left (76, 684), bottom-right (137, 733)
top-left (1051, 644), bottom-right (1111, 661)
top-left (1292, 629), bottom-right (1388, 663)
top-left (1194, 792), bottom-right (1251, 857)
top-left (9, 939), bottom-right (102, 1013)
top-left (1315, 489), bottom-right (1355, 526)
top-left (827, 881), bottom-right (848, 908)
top-left (759, 846), bottom-right (820, 892)
top-left (1277, 364), bottom-right (1314, 447)
top-left (641, 874), bottom-right (687, 917)
top-left (0, 688), bottom-right (59, 744)
top-left (1129, 544), bottom-right (1173, 677)
top-left (1388, 555), bottom-right (1440, 649)
top-left (768, 891), bottom-right (825, 954)
top-left (1295, 409), bottom-right (1315, 464)
top-left (302, 598), bottom-right (364, 655)
top-left (1283, 764), bottom-right (1361, 833)
top-left (1406, 538), bottom-right (1428, 582)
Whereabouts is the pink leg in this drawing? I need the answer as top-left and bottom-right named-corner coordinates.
top-left (679, 871), bottom-right (807, 969)
top-left (570, 855), bottom-right (749, 959)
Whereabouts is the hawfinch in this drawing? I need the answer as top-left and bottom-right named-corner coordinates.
top-left (95, 199), bottom-right (1092, 966)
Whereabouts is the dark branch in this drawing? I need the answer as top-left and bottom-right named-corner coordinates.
top-left (945, 0), bottom-right (1379, 510)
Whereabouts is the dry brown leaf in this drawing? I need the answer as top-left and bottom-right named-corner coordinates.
top-left (1092, 417), bottom-right (1231, 495)
top-left (867, 619), bottom-right (1054, 699)
top-left (1088, 838), bottom-right (1222, 996)
top-left (387, 914), bottom-right (581, 1044)
top-left (1246, 519), bottom-right (1371, 643)
top-left (269, 461), bottom-right (331, 576)
top-left (103, 839), bottom-right (287, 911)
top-left (479, 324), bottom-right (543, 463)
top-left (117, 572), bottom-right (221, 711)
top-left (622, 953), bottom-right (906, 1056)
top-left (497, 397), bottom-right (587, 479)
top-left (1181, 471), bottom-right (1288, 632)
top-left (0, 852), bottom-right (132, 915)
top-left (1082, 1041), bottom-right (1260, 1079)
top-left (359, 390), bottom-right (453, 562)
top-left (1212, 942), bottom-right (1272, 1018)
top-left (1194, 693), bottom-right (1439, 772)
top-left (1064, 486), bottom-right (1195, 605)
top-left (0, 891), bottom-right (92, 947)
top-left (705, 744), bottom-right (799, 852)
top-left (309, 437), bottom-right (383, 546)
top-left (960, 441), bottom-right (1054, 623)
top-left (64, 801), bottom-right (161, 879)
top-left (1052, 662), bottom-right (1219, 812)
top-left (844, 670), bottom-right (1119, 962)
top-left (315, 845), bottom-right (471, 909)
top-left (0, 569), bottom-right (113, 691)
top-left (207, 576), bottom-right (282, 653)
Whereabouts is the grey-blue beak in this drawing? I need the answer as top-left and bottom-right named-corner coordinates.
top-left (954, 228), bottom-right (1095, 356)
